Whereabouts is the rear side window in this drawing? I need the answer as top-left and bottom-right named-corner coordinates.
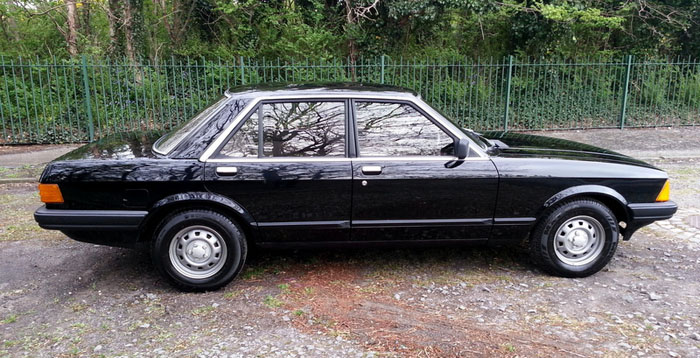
top-left (215, 101), bottom-right (346, 158)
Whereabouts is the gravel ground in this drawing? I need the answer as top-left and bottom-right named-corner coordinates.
top-left (1, 128), bottom-right (699, 358)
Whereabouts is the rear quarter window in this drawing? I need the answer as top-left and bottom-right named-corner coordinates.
top-left (154, 96), bottom-right (230, 155)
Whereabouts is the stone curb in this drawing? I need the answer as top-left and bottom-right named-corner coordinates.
top-left (0, 177), bottom-right (37, 184)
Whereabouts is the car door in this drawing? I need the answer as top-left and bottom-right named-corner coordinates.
top-left (350, 100), bottom-right (499, 242)
top-left (204, 99), bottom-right (352, 242)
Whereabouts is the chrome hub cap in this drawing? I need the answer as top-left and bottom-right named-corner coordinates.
top-left (169, 226), bottom-right (227, 279)
top-left (554, 215), bottom-right (605, 266)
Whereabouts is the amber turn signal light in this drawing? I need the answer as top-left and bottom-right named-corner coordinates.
top-left (38, 184), bottom-right (64, 204)
top-left (655, 180), bottom-right (670, 202)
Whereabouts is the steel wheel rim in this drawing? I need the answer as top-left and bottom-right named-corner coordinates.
top-left (168, 225), bottom-right (227, 279)
top-left (553, 215), bottom-right (605, 266)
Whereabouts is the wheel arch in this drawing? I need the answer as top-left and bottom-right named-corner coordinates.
top-left (538, 185), bottom-right (630, 232)
top-left (138, 192), bottom-right (258, 244)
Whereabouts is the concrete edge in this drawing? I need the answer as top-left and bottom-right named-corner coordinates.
top-left (0, 178), bottom-right (37, 184)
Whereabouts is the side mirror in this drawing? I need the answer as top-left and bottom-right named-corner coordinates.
top-left (455, 138), bottom-right (470, 159)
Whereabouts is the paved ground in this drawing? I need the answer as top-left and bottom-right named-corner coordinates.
top-left (534, 127), bottom-right (700, 160)
top-left (1, 128), bottom-right (699, 357)
top-left (0, 144), bottom-right (78, 183)
top-left (0, 145), bottom-right (78, 167)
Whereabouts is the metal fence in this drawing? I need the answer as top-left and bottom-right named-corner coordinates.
top-left (1, 55), bottom-right (698, 144)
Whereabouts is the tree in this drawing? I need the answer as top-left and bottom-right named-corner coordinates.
top-left (341, 0), bottom-right (380, 79)
top-left (65, 0), bottom-right (78, 56)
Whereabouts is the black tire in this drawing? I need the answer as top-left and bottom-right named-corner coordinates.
top-left (151, 209), bottom-right (247, 292)
top-left (530, 199), bottom-right (618, 277)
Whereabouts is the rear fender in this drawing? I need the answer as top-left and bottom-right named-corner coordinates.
top-left (139, 192), bottom-right (258, 242)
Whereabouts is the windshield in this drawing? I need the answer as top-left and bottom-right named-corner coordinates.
top-left (154, 95), bottom-right (229, 154)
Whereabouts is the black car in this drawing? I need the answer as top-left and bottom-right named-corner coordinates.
top-left (34, 83), bottom-right (677, 291)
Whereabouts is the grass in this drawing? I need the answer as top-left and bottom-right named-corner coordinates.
top-left (0, 165), bottom-right (43, 180)
top-left (191, 305), bottom-right (215, 316)
top-left (241, 266), bottom-right (267, 280)
top-left (502, 343), bottom-right (516, 353)
top-left (3, 340), bottom-right (19, 348)
top-left (223, 289), bottom-right (243, 299)
top-left (1, 315), bottom-right (17, 324)
top-left (263, 295), bottom-right (284, 308)
top-left (0, 190), bottom-right (62, 242)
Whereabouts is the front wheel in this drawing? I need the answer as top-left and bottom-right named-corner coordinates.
top-left (152, 209), bottom-right (247, 291)
top-left (530, 199), bottom-right (618, 277)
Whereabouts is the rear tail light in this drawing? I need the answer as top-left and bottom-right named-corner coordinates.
top-left (38, 184), bottom-right (64, 204)
top-left (655, 180), bottom-right (670, 202)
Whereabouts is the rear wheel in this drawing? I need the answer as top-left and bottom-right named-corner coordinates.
top-left (530, 199), bottom-right (618, 277)
top-left (152, 209), bottom-right (247, 291)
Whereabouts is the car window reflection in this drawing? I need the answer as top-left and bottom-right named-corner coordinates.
top-left (217, 101), bottom-right (346, 158)
top-left (355, 102), bottom-right (453, 157)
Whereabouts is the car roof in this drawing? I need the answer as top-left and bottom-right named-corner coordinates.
top-left (225, 82), bottom-right (419, 99)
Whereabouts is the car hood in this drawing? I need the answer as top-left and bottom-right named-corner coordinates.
top-left (56, 131), bottom-right (164, 161)
top-left (481, 131), bottom-right (657, 169)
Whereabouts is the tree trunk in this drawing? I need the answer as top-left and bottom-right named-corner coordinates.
top-left (65, 0), bottom-right (78, 57)
top-left (107, 0), bottom-right (121, 57)
top-left (82, 1), bottom-right (91, 37)
top-left (345, 0), bottom-right (357, 81)
top-left (157, 0), bottom-right (178, 45)
top-left (123, 0), bottom-right (137, 65)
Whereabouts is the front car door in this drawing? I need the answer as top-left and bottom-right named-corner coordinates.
top-left (204, 99), bottom-right (352, 243)
top-left (350, 99), bottom-right (499, 242)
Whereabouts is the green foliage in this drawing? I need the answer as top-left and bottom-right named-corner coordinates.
top-left (1, 1), bottom-right (698, 61)
top-left (1, 1), bottom-right (699, 143)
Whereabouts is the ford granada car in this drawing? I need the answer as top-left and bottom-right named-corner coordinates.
top-left (34, 83), bottom-right (677, 291)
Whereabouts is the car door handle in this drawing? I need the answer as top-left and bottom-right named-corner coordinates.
top-left (216, 166), bottom-right (238, 176)
top-left (361, 165), bottom-right (383, 175)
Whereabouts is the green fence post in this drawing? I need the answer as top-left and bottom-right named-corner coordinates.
top-left (380, 55), bottom-right (385, 84)
top-left (619, 55), bottom-right (633, 129)
top-left (503, 55), bottom-right (514, 131)
top-left (80, 55), bottom-right (95, 142)
top-left (240, 56), bottom-right (245, 85)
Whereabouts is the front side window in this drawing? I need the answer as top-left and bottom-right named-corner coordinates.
top-left (215, 101), bottom-right (346, 158)
top-left (355, 101), bottom-right (454, 157)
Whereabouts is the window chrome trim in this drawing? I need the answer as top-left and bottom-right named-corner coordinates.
top-left (199, 93), bottom-right (488, 162)
top-left (208, 157), bottom-right (349, 163)
top-left (353, 156), bottom-right (487, 162)
top-left (206, 156), bottom-right (487, 163)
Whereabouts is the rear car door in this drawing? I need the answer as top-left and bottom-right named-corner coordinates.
top-left (204, 100), bottom-right (352, 242)
top-left (350, 100), bottom-right (499, 242)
